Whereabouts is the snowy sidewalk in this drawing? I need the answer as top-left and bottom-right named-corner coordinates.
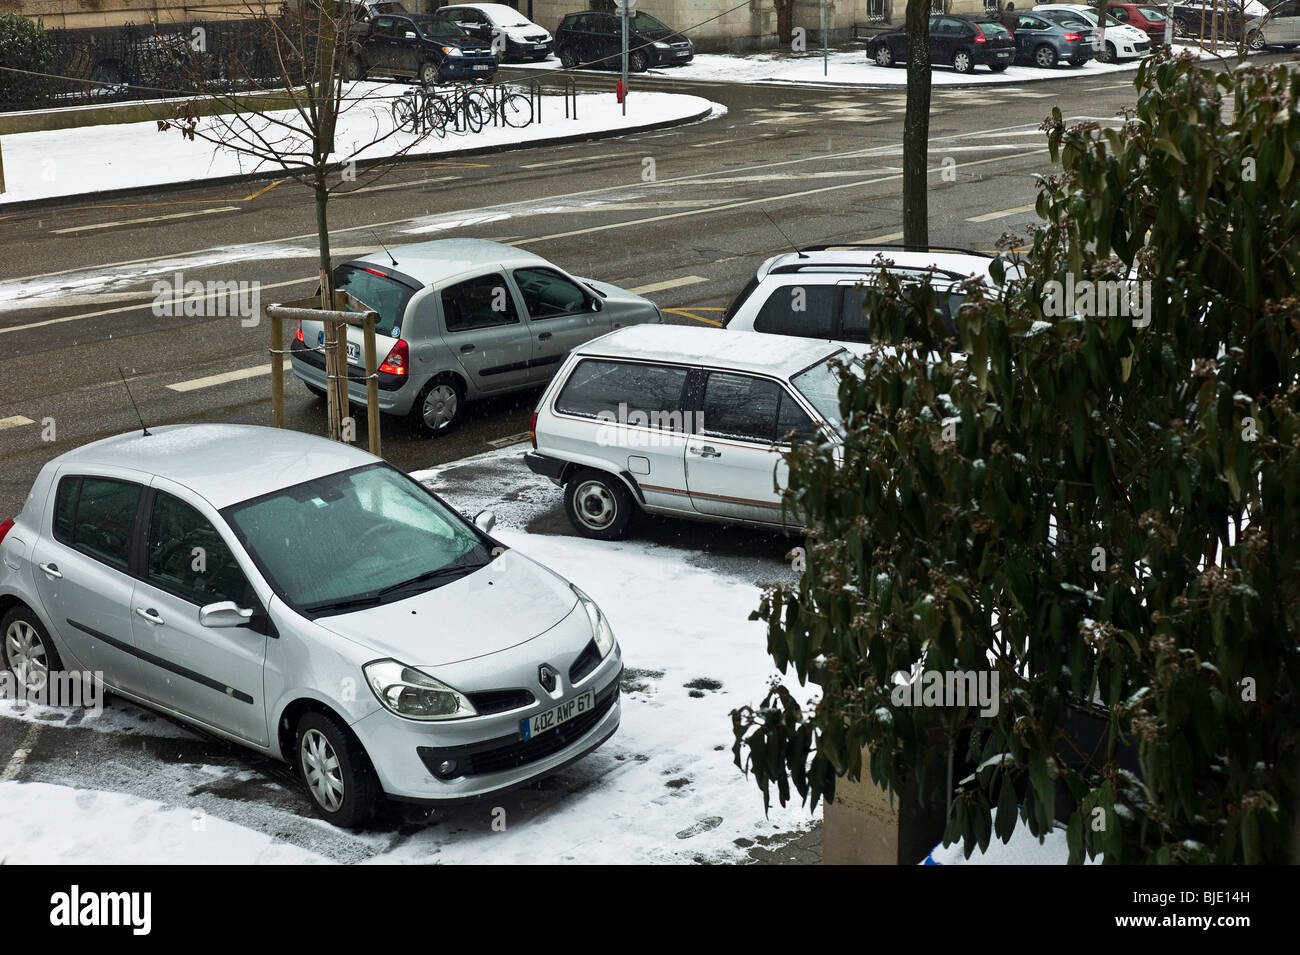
top-left (0, 83), bottom-right (719, 206)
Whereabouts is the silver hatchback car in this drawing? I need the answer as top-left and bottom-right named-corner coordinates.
top-left (0, 425), bottom-right (622, 826)
top-left (290, 238), bottom-right (662, 436)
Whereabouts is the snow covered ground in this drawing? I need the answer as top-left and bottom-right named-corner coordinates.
top-left (0, 83), bottom-right (718, 205)
top-left (514, 44), bottom-right (1232, 87)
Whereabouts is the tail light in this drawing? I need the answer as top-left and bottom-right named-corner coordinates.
top-left (973, 26), bottom-right (986, 42)
top-left (0, 518), bottom-right (13, 546)
top-left (378, 339), bottom-right (409, 376)
top-left (1064, 31), bottom-right (1081, 41)
top-left (295, 321), bottom-right (305, 344)
top-left (529, 411), bottom-right (538, 449)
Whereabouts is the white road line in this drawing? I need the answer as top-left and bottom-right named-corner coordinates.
top-left (521, 154), bottom-right (636, 169)
top-left (51, 206), bottom-right (241, 235)
top-left (1, 723), bottom-right (41, 783)
top-left (859, 232), bottom-right (904, 244)
top-left (966, 203), bottom-right (1038, 223)
top-left (486, 432), bottom-right (532, 448)
top-left (0, 277), bottom-right (313, 337)
top-left (167, 364), bottom-right (273, 393)
top-left (339, 176), bottom-right (460, 196)
top-left (627, 275), bottom-right (709, 295)
top-left (0, 415), bottom-right (36, 430)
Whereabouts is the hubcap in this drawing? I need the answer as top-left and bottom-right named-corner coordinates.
top-left (1037, 49), bottom-right (1054, 67)
top-left (301, 729), bottom-right (345, 813)
top-left (876, 48), bottom-right (890, 65)
top-left (956, 53), bottom-right (970, 70)
top-left (575, 481), bottom-right (616, 529)
top-left (422, 384), bottom-right (459, 430)
top-left (5, 620), bottom-right (48, 693)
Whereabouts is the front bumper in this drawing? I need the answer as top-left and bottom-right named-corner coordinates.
top-left (440, 55), bottom-right (499, 79)
top-left (511, 37), bottom-right (553, 59)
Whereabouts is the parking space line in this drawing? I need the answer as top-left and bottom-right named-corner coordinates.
top-left (0, 415), bottom-right (36, 430)
top-left (487, 431), bottom-right (532, 448)
top-left (167, 364), bottom-right (272, 393)
top-left (1, 723), bottom-right (41, 782)
top-left (859, 231), bottom-right (904, 243)
top-left (338, 176), bottom-right (461, 196)
top-left (966, 203), bottom-right (1037, 223)
top-left (50, 205), bottom-right (242, 235)
top-left (627, 275), bottom-right (709, 296)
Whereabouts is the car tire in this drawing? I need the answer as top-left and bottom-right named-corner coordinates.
top-left (1097, 42), bottom-right (1116, 63)
top-left (1172, 15), bottom-right (1190, 36)
top-left (1034, 44), bottom-right (1059, 68)
top-left (1248, 30), bottom-right (1265, 51)
top-left (344, 56), bottom-right (365, 81)
top-left (296, 711), bottom-right (380, 828)
top-left (410, 375), bottom-right (465, 437)
top-left (304, 381), bottom-right (327, 400)
top-left (873, 44), bottom-right (895, 67)
top-left (1, 605), bottom-right (64, 696)
top-left (559, 46), bottom-right (578, 68)
top-left (564, 470), bottom-right (635, 540)
top-left (629, 50), bottom-right (648, 73)
top-left (989, 62), bottom-right (1008, 72)
top-left (419, 61), bottom-right (439, 87)
top-left (952, 49), bottom-right (974, 73)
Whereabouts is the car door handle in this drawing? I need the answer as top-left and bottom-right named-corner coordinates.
top-left (538, 331), bottom-right (552, 341)
top-left (689, 445), bottom-right (721, 458)
top-left (135, 607), bottom-right (165, 626)
top-left (460, 344), bottom-right (476, 353)
top-left (38, 562), bottom-right (62, 579)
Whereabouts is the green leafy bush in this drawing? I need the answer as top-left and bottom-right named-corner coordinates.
top-left (0, 13), bottom-right (54, 109)
top-left (732, 55), bottom-right (1300, 864)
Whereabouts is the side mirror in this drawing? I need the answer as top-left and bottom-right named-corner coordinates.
top-left (199, 600), bottom-right (254, 629)
top-left (589, 297), bottom-right (603, 312)
top-left (473, 509), bottom-right (497, 533)
top-left (405, 30), bottom-right (417, 38)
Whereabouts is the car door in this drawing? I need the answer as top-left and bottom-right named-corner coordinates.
top-left (27, 471), bottom-right (150, 697)
top-left (437, 271), bottom-right (536, 392)
top-left (129, 482), bottom-right (269, 746)
top-left (1015, 14), bottom-right (1047, 57)
top-left (684, 372), bottom-right (811, 525)
top-left (390, 15), bottom-right (421, 74)
top-left (511, 266), bottom-right (608, 381)
top-left (593, 12), bottom-right (621, 66)
top-left (1271, 1), bottom-right (1300, 41)
top-left (366, 15), bottom-right (397, 70)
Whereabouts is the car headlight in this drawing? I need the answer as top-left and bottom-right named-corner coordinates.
top-left (364, 659), bottom-right (476, 720)
top-left (571, 583), bottom-right (615, 658)
top-left (443, 46), bottom-right (463, 56)
top-left (653, 41), bottom-right (670, 49)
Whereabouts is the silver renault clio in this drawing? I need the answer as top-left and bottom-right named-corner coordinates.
top-left (0, 424), bottom-right (622, 826)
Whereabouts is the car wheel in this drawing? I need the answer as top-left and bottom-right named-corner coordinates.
top-left (873, 44), bottom-right (895, 67)
top-left (344, 56), bottom-right (365, 81)
top-left (411, 375), bottom-right (465, 437)
top-left (564, 470), bottom-right (635, 540)
top-left (1096, 41), bottom-right (1116, 63)
top-left (1034, 44), bottom-right (1059, 68)
top-left (1172, 15), bottom-right (1190, 36)
top-left (559, 46), bottom-right (578, 69)
top-left (2, 606), bottom-right (63, 696)
top-left (419, 61), bottom-right (439, 86)
top-left (296, 711), bottom-right (380, 828)
top-left (989, 62), bottom-right (1008, 72)
top-left (1248, 30), bottom-right (1265, 51)
top-left (629, 50), bottom-right (648, 72)
top-left (304, 381), bottom-right (327, 400)
top-left (952, 49), bottom-right (974, 73)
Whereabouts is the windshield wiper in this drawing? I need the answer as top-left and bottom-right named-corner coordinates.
top-left (376, 558), bottom-right (491, 599)
top-left (303, 593), bottom-right (385, 616)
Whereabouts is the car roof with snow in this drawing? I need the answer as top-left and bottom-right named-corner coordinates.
top-left (51, 424), bottom-right (376, 509)
top-left (573, 325), bottom-right (845, 377)
top-left (444, 2), bottom-right (536, 22)
top-left (754, 245), bottom-right (1000, 284)
top-left (346, 238), bottom-right (549, 287)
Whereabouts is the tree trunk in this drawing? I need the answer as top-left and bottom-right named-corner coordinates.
top-left (775, 0), bottom-right (794, 44)
top-left (902, 0), bottom-right (931, 248)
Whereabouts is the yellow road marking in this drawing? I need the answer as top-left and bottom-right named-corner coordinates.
top-left (662, 307), bottom-right (722, 327)
top-left (243, 179), bottom-right (286, 202)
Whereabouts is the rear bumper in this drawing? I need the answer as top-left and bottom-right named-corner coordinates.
top-left (524, 451), bottom-right (567, 483)
top-left (289, 337), bottom-right (417, 415)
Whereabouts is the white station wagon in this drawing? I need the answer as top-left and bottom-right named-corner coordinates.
top-left (525, 326), bottom-right (849, 539)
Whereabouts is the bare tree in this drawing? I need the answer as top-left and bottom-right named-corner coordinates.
top-left (902, 0), bottom-right (931, 247)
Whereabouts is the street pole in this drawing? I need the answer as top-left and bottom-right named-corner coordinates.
top-left (621, 6), bottom-right (629, 116)
top-left (1165, 1), bottom-right (1173, 46)
top-left (823, 0), bottom-right (829, 76)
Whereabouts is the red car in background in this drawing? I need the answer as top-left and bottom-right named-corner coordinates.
top-left (1099, 2), bottom-right (1174, 44)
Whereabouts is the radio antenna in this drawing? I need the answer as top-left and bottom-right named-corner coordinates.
top-left (371, 230), bottom-right (398, 267)
top-left (761, 209), bottom-right (807, 259)
top-left (118, 367), bottom-right (151, 436)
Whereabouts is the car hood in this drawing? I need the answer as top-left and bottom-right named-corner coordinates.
top-left (314, 549), bottom-right (580, 667)
top-left (578, 277), bottom-right (658, 316)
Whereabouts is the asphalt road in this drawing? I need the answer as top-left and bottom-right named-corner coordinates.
top-left (0, 60), bottom-right (1214, 521)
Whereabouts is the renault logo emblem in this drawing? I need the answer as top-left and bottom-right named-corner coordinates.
top-left (538, 664), bottom-right (558, 693)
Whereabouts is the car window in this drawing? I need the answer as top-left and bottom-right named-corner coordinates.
top-left (1112, 8), bottom-right (1131, 19)
top-left (982, 21), bottom-right (1012, 36)
top-left (699, 373), bottom-right (781, 444)
top-left (791, 355), bottom-right (850, 432)
top-left (1018, 15), bottom-right (1047, 29)
top-left (56, 476), bottom-right (141, 571)
top-left (441, 273), bottom-right (519, 332)
top-left (567, 14), bottom-right (588, 30)
top-left (1137, 7), bottom-right (1167, 19)
top-left (629, 12), bottom-right (671, 32)
top-left (373, 15), bottom-right (394, 32)
top-left (776, 391), bottom-right (818, 444)
top-left (334, 265), bottom-right (413, 337)
top-left (513, 267), bottom-right (588, 319)
top-left (555, 359), bottom-right (690, 427)
top-left (147, 493), bottom-right (249, 607)
top-left (752, 284), bottom-right (837, 337)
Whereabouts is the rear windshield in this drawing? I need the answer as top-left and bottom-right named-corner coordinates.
top-left (334, 265), bottom-right (413, 337)
top-left (981, 22), bottom-right (1012, 36)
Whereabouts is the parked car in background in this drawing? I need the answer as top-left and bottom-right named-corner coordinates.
top-left (866, 14), bottom-right (1016, 72)
top-left (553, 10), bottom-right (694, 72)
top-left (1167, 0), bottom-right (1265, 38)
top-left (336, 0), bottom-right (409, 23)
top-left (1012, 9), bottom-right (1100, 66)
top-left (1033, 3), bottom-right (1152, 60)
top-left (0, 425), bottom-right (623, 826)
top-left (290, 239), bottom-right (662, 436)
top-left (526, 326), bottom-right (848, 539)
top-left (344, 12), bottom-right (497, 85)
top-left (440, 3), bottom-right (554, 61)
top-left (1100, 2), bottom-right (1175, 45)
top-left (722, 244), bottom-right (1007, 356)
top-left (1244, 0), bottom-right (1300, 48)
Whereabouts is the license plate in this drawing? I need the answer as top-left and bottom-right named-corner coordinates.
top-left (346, 341), bottom-right (360, 363)
top-left (996, 51), bottom-right (1010, 57)
top-left (473, 64), bottom-right (492, 70)
top-left (675, 50), bottom-right (689, 56)
top-left (535, 43), bottom-right (546, 49)
top-left (521, 690), bottom-right (595, 741)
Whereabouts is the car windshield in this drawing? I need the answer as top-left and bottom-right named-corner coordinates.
top-left (1046, 13), bottom-right (1092, 28)
top-left (224, 464), bottom-right (492, 615)
top-left (1138, 6), bottom-right (1167, 19)
top-left (629, 12), bottom-right (671, 32)
top-left (416, 15), bottom-right (467, 37)
top-left (334, 265), bottom-right (412, 337)
top-left (982, 22), bottom-right (1012, 35)
top-left (791, 354), bottom-right (853, 433)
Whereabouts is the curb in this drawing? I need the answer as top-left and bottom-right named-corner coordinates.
top-left (0, 101), bottom-right (716, 214)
